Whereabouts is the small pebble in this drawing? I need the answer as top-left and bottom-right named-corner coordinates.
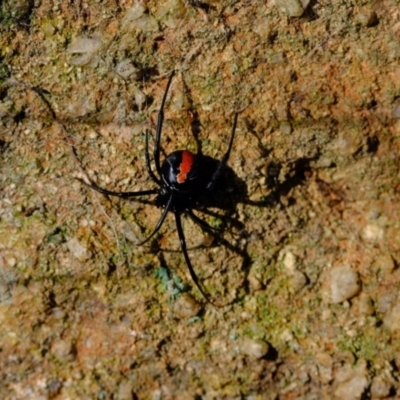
top-left (374, 253), bottom-right (395, 275)
top-left (67, 33), bottom-right (102, 66)
top-left (370, 374), bottom-right (391, 399)
top-left (121, 4), bottom-right (158, 32)
top-left (376, 294), bottom-right (396, 314)
top-left (173, 294), bottom-right (202, 319)
top-left (280, 250), bottom-right (307, 291)
top-left (52, 307), bottom-right (66, 320)
top-left (119, 221), bottom-right (142, 243)
top-left (121, 3), bottom-right (145, 30)
top-left (133, 87), bottom-right (146, 109)
top-left (51, 339), bottom-right (73, 359)
top-left (329, 265), bottom-right (360, 304)
top-left (282, 250), bottom-right (296, 272)
top-left (289, 270), bottom-right (307, 292)
top-left (155, 0), bottom-right (186, 29)
top-left (116, 381), bottom-right (135, 400)
top-left (354, 8), bottom-right (378, 27)
top-left (392, 103), bottom-right (400, 118)
top-left (315, 353), bottom-right (333, 384)
top-left (361, 224), bottom-right (385, 243)
top-left (333, 360), bottom-right (369, 400)
top-left (275, 0), bottom-right (310, 17)
top-left (383, 301), bottom-right (400, 333)
top-left (252, 17), bottom-right (273, 40)
top-left (66, 237), bottom-right (91, 262)
top-left (356, 293), bottom-right (374, 316)
top-left (115, 60), bottom-right (141, 80)
top-left (279, 120), bottom-right (293, 135)
top-left (240, 337), bottom-right (269, 359)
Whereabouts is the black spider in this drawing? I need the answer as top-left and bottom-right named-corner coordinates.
top-left (80, 71), bottom-right (238, 305)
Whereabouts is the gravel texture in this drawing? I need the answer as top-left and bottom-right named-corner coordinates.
top-left (1, 0), bottom-right (400, 398)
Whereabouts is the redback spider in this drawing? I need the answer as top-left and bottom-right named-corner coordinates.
top-left (80, 71), bottom-right (238, 306)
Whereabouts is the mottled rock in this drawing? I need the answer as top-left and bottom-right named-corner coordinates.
top-left (361, 224), bottom-right (385, 243)
top-left (370, 374), bottom-right (391, 398)
top-left (275, 0), bottom-right (310, 17)
top-left (383, 301), bottom-right (400, 333)
top-left (51, 339), bottom-right (74, 359)
top-left (67, 33), bottom-right (102, 66)
top-left (329, 265), bottom-right (360, 304)
top-left (121, 3), bottom-right (158, 32)
top-left (334, 360), bottom-right (369, 400)
top-left (115, 60), bottom-right (141, 80)
top-left (173, 294), bottom-right (202, 319)
top-left (66, 237), bottom-right (91, 262)
top-left (240, 338), bottom-right (269, 359)
top-left (252, 17), bottom-right (273, 40)
top-left (116, 381), bottom-right (135, 400)
top-left (354, 8), bottom-right (378, 27)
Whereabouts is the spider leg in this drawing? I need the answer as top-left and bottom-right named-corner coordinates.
top-left (154, 71), bottom-right (175, 177)
top-left (174, 210), bottom-right (218, 306)
top-left (186, 208), bottom-right (223, 232)
top-left (145, 130), bottom-right (162, 185)
top-left (136, 191), bottom-right (174, 246)
top-left (206, 112), bottom-right (238, 190)
top-left (79, 178), bottom-right (158, 198)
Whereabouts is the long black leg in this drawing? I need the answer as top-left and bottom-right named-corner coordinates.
top-left (79, 178), bottom-right (158, 198)
top-left (154, 71), bottom-right (175, 177)
top-left (137, 192), bottom-right (174, 246)
top-left (145, 130), bottom-right (162, 185)
top-left (206, 112), bottom-right (238, 190)
top-left (174, 210), bottom-right (218, 306)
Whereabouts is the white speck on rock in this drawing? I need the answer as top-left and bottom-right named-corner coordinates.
top-left (329, 265), bottom-right (360, 304)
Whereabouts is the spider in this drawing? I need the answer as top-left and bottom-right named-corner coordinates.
top-left (80, 71), bottom-right (238, 305)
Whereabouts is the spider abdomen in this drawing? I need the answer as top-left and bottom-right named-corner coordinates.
top-left (161, 150), bottom-right (199, 192)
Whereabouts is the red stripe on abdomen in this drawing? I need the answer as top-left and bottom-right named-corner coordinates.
top-left (176, 151), bottom-right (195, 184)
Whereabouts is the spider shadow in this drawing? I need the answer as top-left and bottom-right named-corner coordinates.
top-left (243, 117), bottom-right (315, 209)
top-left (244, 157), bottom-right (314, 210)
